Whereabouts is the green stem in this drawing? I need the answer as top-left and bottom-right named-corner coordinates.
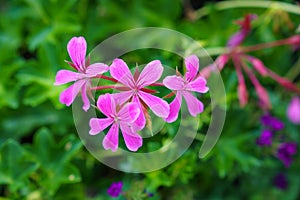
top-left (286, 57), bottom-right (300, 81)
top-left (195, 1), bottom-right (300, 19)
top-left (202, 36), bottom-right (297, 57)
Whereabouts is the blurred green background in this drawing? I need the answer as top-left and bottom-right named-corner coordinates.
top-left (0, 0), bottom-right (300, 199)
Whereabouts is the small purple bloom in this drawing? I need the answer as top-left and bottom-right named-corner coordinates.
top-left (107, 182), bottom-right (123, 198)
top-left (287, 96), bottom-right (300, 124)
top-left (273, 173), bottom-right (288, 190)
top-left (256, 130), bottom-right (273, 146)
top-left (276, 142), bottom-right (297, 167)
top-left (261, 114), bottom-right (284, 131)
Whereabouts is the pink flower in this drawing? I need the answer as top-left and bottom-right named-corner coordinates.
top-left (109, 59), bottom-right (169, 129)
top-left (89, 94), bottom-right (142, 152)
top-left (287, 96), bottom-right (300, 124)
top-left (54, 36), bottom-right (109, 111)
top-left (227, 14), bottom-right (257, 47)
top-left (163, 55), bottom-right (209, 122)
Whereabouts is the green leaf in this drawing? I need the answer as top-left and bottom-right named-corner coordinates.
top-left (0, 140), bottom-right (39, 192)
top-left (28, 128), bottom-right (82, 195)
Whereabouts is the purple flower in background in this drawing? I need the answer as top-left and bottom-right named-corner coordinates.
top-left (287, 96), bottom-right (300, 124)
top-left (273, 173), bottom-right (288, 190)
top-left (163, 55), bottom-right (209, 122)
top-left (55, 36), bottom-right (109, 111)
top-left (107, 182), bottom-right (123, 198)
top-left (110, 59), bottom-right (169, 129)
top-left (256, 130), bottom-right (273, 146)
top-left (261, 114), bottom-right (284, 131)
top-left (276, 142), bottom-right (297, 167)
top-left (89, 94), bottom-right (142, 152)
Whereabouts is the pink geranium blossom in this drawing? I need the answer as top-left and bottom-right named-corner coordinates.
top-left (287, 96), bottom-right (300, 124)
top-left (55, 36), bottom-right (109, 111)
top-left (109, 59), bottom-right (170, 129)
top-left (163, 55), bottom-right (209, 122)
top-left (89, 93), bottom-right (142, 152)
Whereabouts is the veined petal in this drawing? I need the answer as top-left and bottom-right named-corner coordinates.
top-left (97, 93), bottom-right (116, 117)
top-left (113, 91), bottom-right (133, 105)
top-left (85, 63), bottom-right (109, 77)
top-left (137, 60), bottom-right (163, 87)
top-left (138, 91), bottom-right (170, 118)
top-left (131, 96), bottom-right (146, 130)
top-left (163, 75), bottom-right (185, 90)
top-left (185, 55), bottom-right (199, 81)
top-left (120, 123), bottom-right (142, 152)
top-left (103, 123), bottom-right (119, 152)
top-left (89, 118), bottom-right (113, 135)
top-left (165, 93), bottom-right (182, 123)
top-left (186, 76), bottom-right (209, 93)
top-left (110, 59), bottom-right (134, 87)
top-left (182, 91), bottom-right (204, 116)
top-left (59, 79), bottom-right (86, 106)
top-left (67, 36), bottom-right (87, 70)
top-left (118, 102), bottom-right (141, 123)
top-left (54, 70), bottom-right (83, 85)
top-left (81, 81), bottom-right (90, 111)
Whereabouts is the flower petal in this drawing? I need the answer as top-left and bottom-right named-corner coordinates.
top-left (85, 63), bottom-right (109, 77)
top-left (81, 81), bottom-right (90, 111)
top-left (59, 79), bottom-right (86, 106)
top-left (185, 55), bottom-right (199, 81)
top-left (137, 60), bottom-right (163, 87)
top-left (163, 75), bottom-right (185, 90)
top-left (110, 59), bottom-right (134, 87)
top-left (165, 93), bottom-right (182, 123)
top-left (54, 70), bottom-right (83, 85)
top-left (287, 96), bottom-right (300, 124)
top-left (67, 36), bottom-right (87, 71)
top-left (89, 118), bottom-right (113, 135)
top-left (131, 96), bottom-right (146, 130)
top-left (103, 123), bottom-right (119, 152)
top-left (186, 76), bottom-right (209, 93)
top-left (118, 102), bottom-right (140, 123)
top-left (120, 124), bottom-right (142, 151)
top-left (97, 93), bottom-right (116, 117)
top-left (112, 91), bottom-right (132, 105)
top-left (182, 91), bottom-right (204, 116)
top-left (246, 56), bottom-right (268, 76)
top-left (138, 91), bottom-right (170, 118)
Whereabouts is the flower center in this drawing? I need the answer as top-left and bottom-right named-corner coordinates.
top-left (114, 116), bottom-right (120, 123)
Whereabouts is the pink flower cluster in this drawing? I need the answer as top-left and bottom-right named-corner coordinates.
top-left (55, 37), bottom-right (209, 152)
top-left (201, 14), bottom-right (300, 110)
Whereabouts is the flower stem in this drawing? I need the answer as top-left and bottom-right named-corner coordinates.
top-left (150, 82), bottom-right (164, 86)
top-left (286, 57), bottom-right (300, 81)
top-left (235, 37), bottom-right (296, 53)
top-left (90, 85), bottom-right (116, 91)
top-left (195, 1), bottom-right (300, 20)
top-left (94, 75), bottom-right (118, 83)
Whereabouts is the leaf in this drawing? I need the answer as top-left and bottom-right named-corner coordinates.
top-left (0, 140), bottom-right (39, 192)
top-left (28, 128), bottom-right (82, 195)
top-left (1, 104), bottom-right (73, 140)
